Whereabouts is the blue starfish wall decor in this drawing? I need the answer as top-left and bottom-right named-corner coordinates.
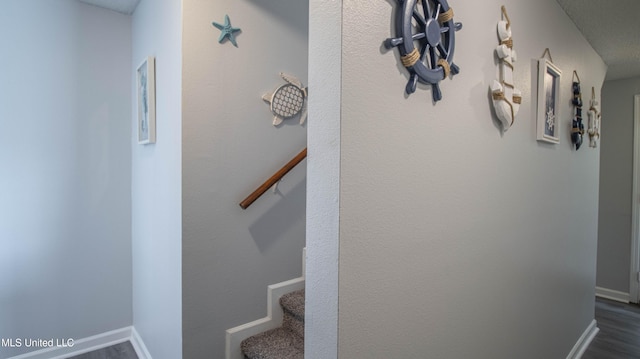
top-left (212, 14), bottom-right (241, 47)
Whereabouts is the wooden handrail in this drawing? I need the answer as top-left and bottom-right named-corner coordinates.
top-left (239, 148), bottom-right (307, 210)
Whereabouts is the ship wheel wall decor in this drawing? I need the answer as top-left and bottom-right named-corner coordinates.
top-left (385, 0), bottom-right (462, 102)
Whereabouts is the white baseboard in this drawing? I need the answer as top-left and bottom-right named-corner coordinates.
top-left (130, 327), bottom-right (152, 359)
top-left (7, 326), bottom-right (151, 359)
top-left (566, 319), bottom-right (599, 359)
top-left (595, 286), bottom-right (630, 303)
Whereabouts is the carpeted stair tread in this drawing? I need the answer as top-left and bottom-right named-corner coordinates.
top-left (241, 289), bottom-right (305, 359)
top-left (283, 309), bottom-right (304, 339)
top-left (279, 289), bottom-right (305, 319)
top-left (241, 327), bottom-right (304, 359)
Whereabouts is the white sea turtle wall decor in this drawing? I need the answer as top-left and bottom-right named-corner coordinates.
top-left (490, 6), bottom-right (521, 132)
top-left (263, 73), bottom-right (308, 126)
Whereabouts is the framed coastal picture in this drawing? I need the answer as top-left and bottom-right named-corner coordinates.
top-left (536, 58), bottom-right (562, 144)
top-left (137, 56), bottom-right (156, 145)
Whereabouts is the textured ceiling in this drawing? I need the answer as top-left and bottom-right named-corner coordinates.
top-left (78, 0), bottom-right (140, 15)
top-left (556, 0), bottom-right (640, 81)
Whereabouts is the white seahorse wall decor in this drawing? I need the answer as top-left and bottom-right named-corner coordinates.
top-left (491, 7), bottom-right (521, 132)
top-left (588, 89), bottom-right (601, 148)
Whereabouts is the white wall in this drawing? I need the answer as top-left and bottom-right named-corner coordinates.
top-left (307, 0), bottom-right (606, 358)
top-left (181, 0), bottom-right (308, 357)
top-left (131, 0), bottom-right (183, 358)
top-left (597, 76), bottom-right (640, 294)
top-left (0, 1), bottom-right (132, 358)
top-left (305, 0), bottom-right (341, 357)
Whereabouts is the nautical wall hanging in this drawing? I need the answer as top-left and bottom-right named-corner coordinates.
top-left (212, 15), bottom-right (241, 47)
top-left (570, 71), bottom-right (584, 150)
top-left (490, 6), bottom-right (521, 132)
top-left (588, 87), bottom-right (601, 148)
top-left (263, 73), bottom-right (308, 126)
top-left (384, 0), bottom-right (462, 103)
top-left (536, 48), bottom-right (562, 144)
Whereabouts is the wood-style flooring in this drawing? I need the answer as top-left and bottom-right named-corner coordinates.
top-left (59, 299), bottom-right (639, 359)
top-left (583, 297), bottom-right (640, 359)
top-left (66, 341), bottom-right (138, 359)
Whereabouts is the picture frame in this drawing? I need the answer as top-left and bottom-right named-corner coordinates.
top-left (137, 56), bottom-right (156, 145)
top-left (536, 58), bottom-right (562, 144)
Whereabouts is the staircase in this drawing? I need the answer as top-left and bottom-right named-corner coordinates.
top-left (225, 249), bottom-right (305, 359)
top-left (241, 289), bottom-right (305, 358)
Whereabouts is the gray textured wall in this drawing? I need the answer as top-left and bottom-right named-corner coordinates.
top-left (597, 76), bottom-right (640, 294)
top-left (307, 0), bottom-right (607, 358)
top-left (181, 0), bottom-right (308, 357)
top-left (0, 2), bottom-right (132, 358)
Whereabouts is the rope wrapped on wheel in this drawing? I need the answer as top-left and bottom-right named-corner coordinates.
top-left (438, 8), bottom-right (454, 23)
top-left (402, 50), bottom-right (452, 79)
top-left (437, 59), bottom-right (451, 78)
top-left (401, 48), bottom-right (420, 68)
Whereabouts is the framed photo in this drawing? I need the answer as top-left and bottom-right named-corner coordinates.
top-left (137, 56), bottom-right (156, 144)
top-left (536, 58), bottom-right (562, 144)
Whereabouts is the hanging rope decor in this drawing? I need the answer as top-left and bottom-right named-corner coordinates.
top-left (490, 5), bottom-right (521, 131)
top-left (570, 70), bottom-right (584, 150)
top-left (587, 86), bottom-right (601, 148)
top-left (384, 0), bottom-right (463, 103)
